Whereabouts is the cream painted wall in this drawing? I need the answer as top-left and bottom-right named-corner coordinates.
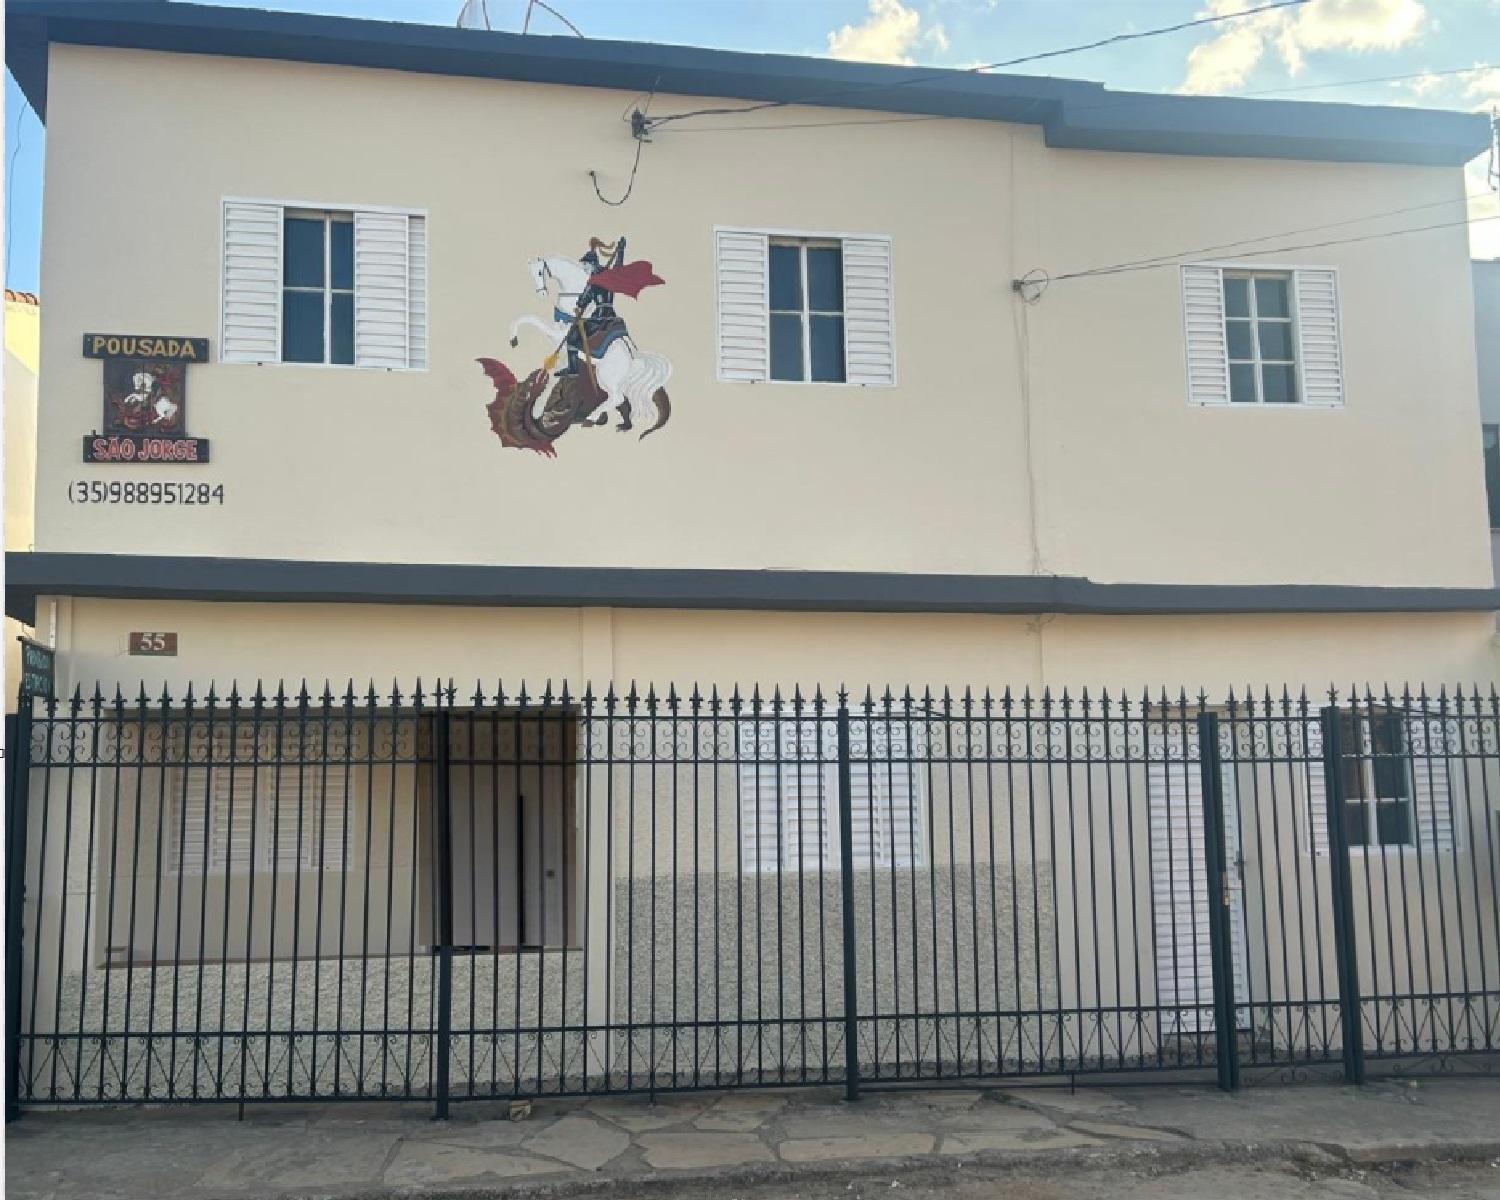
top-left (46, 596), bottom-right (1500, 699)
top-left (6, 295), bottom-right (41, 707)
top-left (6, 296), bottom-right (39, 554)
top-left (30, 45), bottom-right (1492, 590)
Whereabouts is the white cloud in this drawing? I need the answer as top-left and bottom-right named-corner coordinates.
top-left (1181, 0), bottom-right (1428, 94)
top-left (1467, 67), bottom-right (1500, 110)
top-left (1399, 70), bottom-right (1451, 97)
top-left (827, 0), bottom-right (950, 65)
top-left (828, 0), bottom-right (923, 64)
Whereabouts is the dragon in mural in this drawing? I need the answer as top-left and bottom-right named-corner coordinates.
top-left (480, 237), bottom-right (672, 457)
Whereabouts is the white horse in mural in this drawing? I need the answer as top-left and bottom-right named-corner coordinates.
top-left (509, 255), bottom-right (671, 430)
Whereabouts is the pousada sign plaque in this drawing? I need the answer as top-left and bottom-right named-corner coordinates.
top-left (81, 332), bottom-right (211, 464)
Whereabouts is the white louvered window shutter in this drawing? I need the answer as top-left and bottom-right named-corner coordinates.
top-left (215, 771), bottom-right (258, 872)
top-left (173, 778), bottom-right (212, 876)
top-left (353, 211), bottom-right (412, 369)
top-left (221, 200), bottom-right (283, 364)
top-left (270, 776), bottom-right (350, 870)
top-left (1405, 716), bottom-right (1455, 853)
top-left (407, 215), bottom-right (428, 370)
top-left (172, 756), bottom-right (256, 874)
top-left (782, 742), bottom-right (830, 873)
top-left (737, 719), bottom-right (829, 872)
top-left (269, 727), bottom-right (351, 871)
top-left (1294, 268), bottom-right (1345, 407)
top-left (841, 236), bottom-right (896, 387)
top-left (846, 718), bottom-right (924, 868)
top-left (716, 230), bottom-right (769, 382)
top-left (1304, 720), bottom-right (1332, 858)
top-left (1181, 265), bottom-right (1230, 405)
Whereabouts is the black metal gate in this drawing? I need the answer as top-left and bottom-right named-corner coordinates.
top-left (6, 681), bottom-right (1498, 1114)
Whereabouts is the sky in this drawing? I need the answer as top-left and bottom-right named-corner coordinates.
top-left (3, 0), bottom-right (1498, 293)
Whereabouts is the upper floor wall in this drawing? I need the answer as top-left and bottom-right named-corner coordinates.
top-left (28, 40), bottom-right (1492, 589)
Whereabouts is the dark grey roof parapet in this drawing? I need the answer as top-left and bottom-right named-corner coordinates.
top-left (5, 0), bottom-right (1489, 167)
top-left (7, 552), bottom-right (1498, 626)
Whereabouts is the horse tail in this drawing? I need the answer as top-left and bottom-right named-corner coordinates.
top-left (623, 352), bottom-right (672, 437)
top-left (641, 388), bottom-right (671, 439)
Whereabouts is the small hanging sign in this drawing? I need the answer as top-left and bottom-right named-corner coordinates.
top-left (81, 333), bottom-right (211, 464)
top-left (17, 638), bottom-right (55, 700)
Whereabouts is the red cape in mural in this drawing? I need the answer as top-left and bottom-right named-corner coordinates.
top-left (585, 260), bottom-right (664, 298)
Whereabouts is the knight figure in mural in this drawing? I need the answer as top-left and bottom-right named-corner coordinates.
top-left (557, 237), bottom-right (624, 378)
top-left (478, 235), bottom-right (674, 458)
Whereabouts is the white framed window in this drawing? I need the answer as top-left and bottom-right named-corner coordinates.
top-left (1335, 709), bottom-right (1416, 850)
top-left (282, 210), bottom-right (355, 365)
top-left (1182, 264), bottom-right (1343, 407)
top-left (715, 227), bottom-right (895, 386)
top-left (170, 726), bottom-right (350, 876)
top-left (221, 198), bottom-right (427, 369)
top-left (1224, 271), bottom-right (1297, 404)
top-left (770, 241), bottom-right (846, 382)
top-left (1302, 711), bottom-right (1453, 856)
top-left (737, 718), bottom-right (924, 873)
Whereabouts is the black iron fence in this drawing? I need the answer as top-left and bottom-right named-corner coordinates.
top-left (6, 681), bottom-right (1498, 1115)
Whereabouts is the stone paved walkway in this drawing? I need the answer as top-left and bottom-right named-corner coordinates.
top-left (7, 1078), bottom-right (1500, 1199)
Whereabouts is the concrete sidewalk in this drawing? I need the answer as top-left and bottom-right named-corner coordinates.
top-left (7, 1077), bottom-right (1500, 1199)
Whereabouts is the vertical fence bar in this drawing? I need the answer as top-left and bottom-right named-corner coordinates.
top-left (1197, 710), bottom-right (1239, 1091)
top-left (1320, 705), bottom-right (1366, 1085)
top-left (835, 697), bottom-right (860, 1101)
top-left (5, 703), bottom-right (33, 1121)
top-left (433, 706), bottom-right (454, 1118)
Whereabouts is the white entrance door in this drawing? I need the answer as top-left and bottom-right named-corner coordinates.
top-left (1148, 760), bottom-right (1249, 1033)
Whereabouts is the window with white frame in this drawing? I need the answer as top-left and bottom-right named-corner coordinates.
top-left (1303, 710), bottom-right (1453, 855)
top-left (1335, 709), bottom-right (1415, 849)
top-left (715, 228), bottom-right (895, 386)
top-left (737, 718), bottom-right (924, 873)
top-left (282, 211), bottom-right (355, 365)
top-left (222, 199), bottom-right (427, 369)
top-left (1224, 272), bottom-right (1297, 404)
top-left (170, 726), bottom-right (350, 875)
top-left (1182, 264), bottom-right (1343, 407)
top-left (770, 241), bottom-right (846, 382)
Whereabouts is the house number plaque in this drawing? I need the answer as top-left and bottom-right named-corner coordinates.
top-left (128, 632), bottom-right (178, 656)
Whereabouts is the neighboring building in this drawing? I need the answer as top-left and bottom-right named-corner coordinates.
top-left (4, 3), bottom-right (1498, 1107)
top-left (5, 289), bottom-right (39, 710)
top-left (1477, 259), bottom-right (1500, 582)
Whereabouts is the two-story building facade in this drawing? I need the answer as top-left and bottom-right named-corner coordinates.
top-left (5, 2), bottom-right (1499, 1110)
top-left (5, 0), bottom-right (1497, 698)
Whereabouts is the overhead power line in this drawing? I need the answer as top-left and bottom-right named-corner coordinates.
top-left (1024, 212), bottom-right (1498, 293)
top-left (641, 0), bottom-right (1309, 132)
top-left (1046, 192), bottom-right (1493, 281)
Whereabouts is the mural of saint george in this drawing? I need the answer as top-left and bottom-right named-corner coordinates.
top-left (480, 237), bottom-right (672, 457)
